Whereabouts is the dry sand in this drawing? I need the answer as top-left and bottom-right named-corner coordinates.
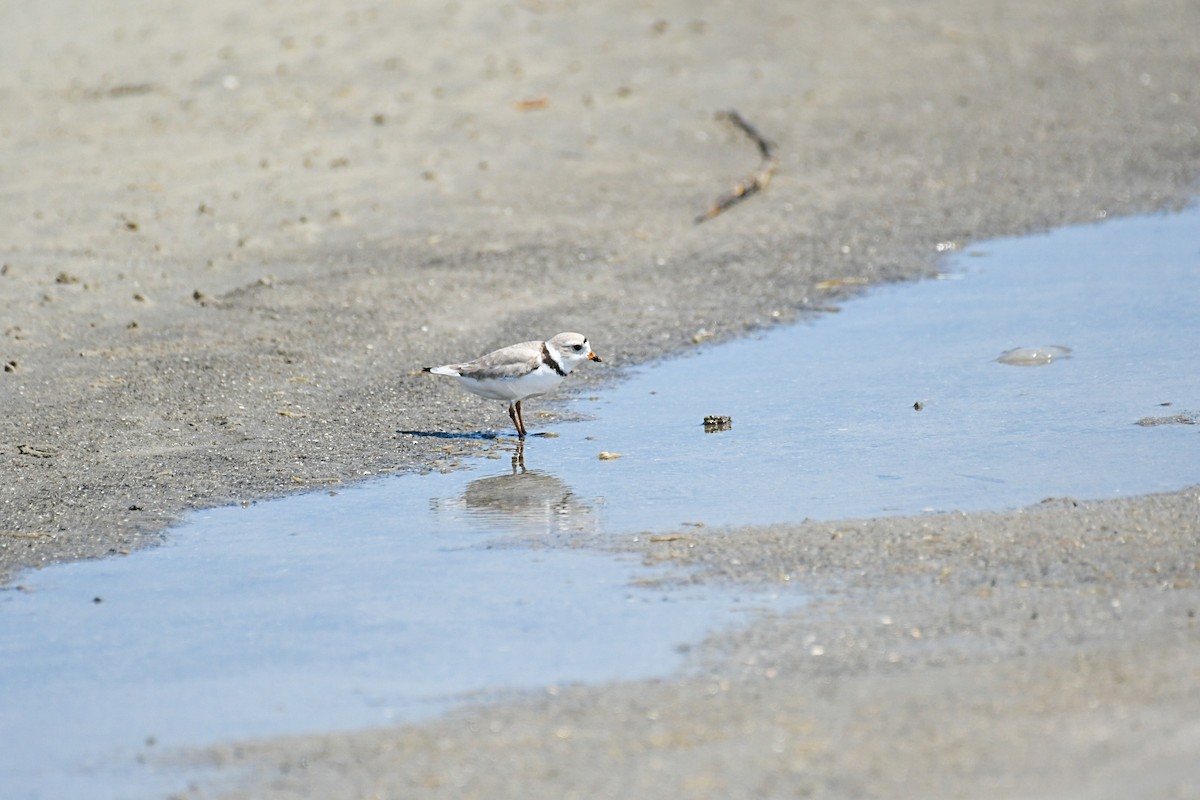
top-left (2, 0), bottom-right (1199, 797)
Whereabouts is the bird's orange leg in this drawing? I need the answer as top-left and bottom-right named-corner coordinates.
top-left (508, 401), bottom-right (526, 439)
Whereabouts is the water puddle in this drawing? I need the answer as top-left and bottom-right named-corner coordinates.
top-left (552, 208), bottom-right (1200, 524)
top-left (2, 486), bottom-right (780, 799)
top-left (2, 208), bottom-right (1199, 799)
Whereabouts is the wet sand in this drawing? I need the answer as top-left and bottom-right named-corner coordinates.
top-left (2, 0), bottom-right (1199, 796)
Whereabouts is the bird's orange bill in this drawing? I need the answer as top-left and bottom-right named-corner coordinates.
top-left (588, 352), bottom-right (602, 362)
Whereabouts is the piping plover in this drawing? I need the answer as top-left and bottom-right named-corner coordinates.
top-left (423, 332), bottom-right (601, 438)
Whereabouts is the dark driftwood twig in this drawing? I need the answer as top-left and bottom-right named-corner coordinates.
top-left (695, 110), bottom-right (778, 224)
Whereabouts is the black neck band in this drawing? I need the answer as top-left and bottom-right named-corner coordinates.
top-left (541, 343), bottom-right (567, 377)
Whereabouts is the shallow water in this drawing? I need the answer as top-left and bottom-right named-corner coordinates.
top-left (2, 208), bottom-right (1199, 799)
top-left (554, 210), bottom-right (1200, 525)
top-left (2, 490), bottom-right (780, 799)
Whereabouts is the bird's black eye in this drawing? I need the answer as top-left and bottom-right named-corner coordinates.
top-left (573, 344), bottom-right (583, 351)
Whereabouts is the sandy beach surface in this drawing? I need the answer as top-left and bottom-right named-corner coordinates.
top-left (2, 0), bottom-right (1199, 797)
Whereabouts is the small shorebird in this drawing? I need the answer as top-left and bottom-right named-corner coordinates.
top-left (423, 332), bottom-right (601, 438)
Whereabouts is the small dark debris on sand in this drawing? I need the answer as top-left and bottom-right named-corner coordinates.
top-left (694, 110), bottom-right (777, 223)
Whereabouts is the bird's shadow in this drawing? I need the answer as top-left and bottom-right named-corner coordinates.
top-left (398, 430), bottom-right (558, 441)
top-left (397, 430), bottom-right (501, 440)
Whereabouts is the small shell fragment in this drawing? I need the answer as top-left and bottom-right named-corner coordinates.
top-left (815, 276), bottom-right (869, 290)
top-left (598, 451), bottom-right (622, 460)
top-left (513, 96), bottom-right (551, 111)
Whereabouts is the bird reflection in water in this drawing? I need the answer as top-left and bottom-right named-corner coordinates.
top-left (433, 442), bottom-right (598, 535)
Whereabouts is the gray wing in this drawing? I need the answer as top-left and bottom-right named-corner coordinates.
top-left (455, 340), bottom-right (543, 380)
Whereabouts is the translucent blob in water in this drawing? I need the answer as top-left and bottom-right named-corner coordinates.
top-left (996, 345), bottom-right (1072, 366)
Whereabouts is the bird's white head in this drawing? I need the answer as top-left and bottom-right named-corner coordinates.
top-left (547, 332), bottom-right (602, 371)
